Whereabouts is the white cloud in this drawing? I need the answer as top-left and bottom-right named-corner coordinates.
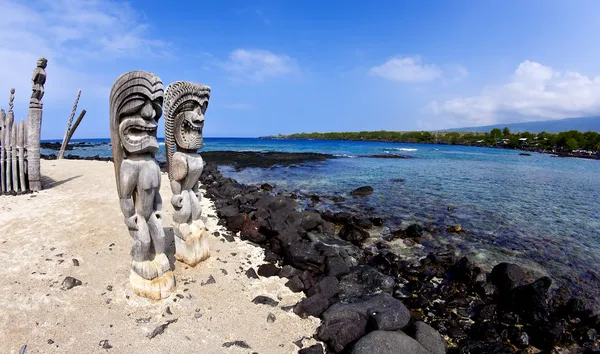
top-left (221, 49), bottom-right (300, 82)
top-left (369, 56), bottom-right (443, 82)
top-left (0, 0), bottom-right (168, 109)
top-left (426, 60), bottom-right (600, 126)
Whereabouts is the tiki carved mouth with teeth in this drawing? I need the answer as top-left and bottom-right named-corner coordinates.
top-left (117, 97), bottom-right (162, 154)
top-left (119, 115), bottom-right (160, 154)
top-left (175, 110), bottom-right (204, 150)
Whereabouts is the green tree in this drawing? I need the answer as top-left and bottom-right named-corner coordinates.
top-left (566, 138), bottom-right (579, 151)
top-left (490, 128), bottom-right (502, 139)
top-left (503, 127), bottom-right (511, 137)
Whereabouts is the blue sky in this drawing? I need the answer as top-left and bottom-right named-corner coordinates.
top-left (2, 0), bottom-right (600, 139)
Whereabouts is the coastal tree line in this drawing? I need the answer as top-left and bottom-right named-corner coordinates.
top-left (269, 128), bottom-right (600, 152)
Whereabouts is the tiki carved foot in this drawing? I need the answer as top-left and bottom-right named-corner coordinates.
top-left (174, 219), bottom-right (210, 266)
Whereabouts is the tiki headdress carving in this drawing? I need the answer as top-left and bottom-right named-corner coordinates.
top-left (109, 71), bottom-right (164, 197)
top-left (163, 81), bottom-right (210, 180)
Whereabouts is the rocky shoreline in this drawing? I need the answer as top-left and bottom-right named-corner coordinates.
top-left (200, 162), bottom-right (600, 353)
top-left (40, 141), bottom-right (109, 151)
top-left (40, 150), bottom-right (414, 170)
top-left (38, 153), bottom-right (600, 353)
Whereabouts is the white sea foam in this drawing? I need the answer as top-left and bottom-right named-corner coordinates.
top-left (395, 148), bottom-right (417, 152)
top-left (334, 154), bottom-right (358, 158)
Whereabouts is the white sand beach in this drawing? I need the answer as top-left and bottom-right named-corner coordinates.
top-left (0, 159), bottom-right (320, 353)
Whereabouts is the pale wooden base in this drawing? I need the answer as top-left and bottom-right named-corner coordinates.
top-left (129, 268), bottom-right (175, 300)
top-left (175, 229), bottom-right (210, 267)
top-left (129, 253), bottom-right (175, 300)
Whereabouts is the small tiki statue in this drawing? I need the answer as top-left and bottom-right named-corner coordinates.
top-left (30, 58), bottom-right (47, 109)
top-left (109, 71), bottom-right (175, 299)
top-left (164, 81), bottom-right (211, 266)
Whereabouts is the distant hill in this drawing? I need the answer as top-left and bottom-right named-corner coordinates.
top-left (445, 116), bottom-right (600, 133)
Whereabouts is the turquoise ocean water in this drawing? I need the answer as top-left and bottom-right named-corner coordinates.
top-left (43, 137), bottom-right (600, 302)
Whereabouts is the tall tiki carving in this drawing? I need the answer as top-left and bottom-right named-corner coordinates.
top-left (109, 71), bottom-right (175, 299)
top-left (28, 57), bottom-right (46, 191)
top-left (164, 81), bottom-right (211, 266)
top-left (11, 118), bottom-right (18, 191)
top-left (0, 109), bottom-right (5, 193)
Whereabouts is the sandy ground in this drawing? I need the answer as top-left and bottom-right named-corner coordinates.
top-left (0, 159), bottom-right (320, 354)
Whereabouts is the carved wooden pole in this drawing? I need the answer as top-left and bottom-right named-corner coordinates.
top-left (11, 120), bottom-right (18, 192)
top-left (18, 121), bottom-right (27, 192)
top-left (64, 110), bottom-right (86, 146)
top-left (4, 109), bottom-right (13, 192)
top-left (28, 57), bottom-right (47, 192)
top-left (0, 109), bottom-right (5, 193)
top-left (23, 121), bottom-right (28, 191)
top-left (7, 88), bottom-right (18, 193)
top-left (58, 89), bottom-right (81, 159)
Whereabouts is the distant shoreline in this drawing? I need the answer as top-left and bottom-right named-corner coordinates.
top-left (39, 136), bottom-right (600, 161)
top-left (259, 135), bottom-right (600, 160)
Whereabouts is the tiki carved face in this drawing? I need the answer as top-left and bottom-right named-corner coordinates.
top-left (37, 57), bottom-right (47, 69)
top-left (174, 99), bottom-right (207, 150)
top-left (118, 96), bottom-right (163, 154)
top-left (164, 81), bottom-right (210, 158)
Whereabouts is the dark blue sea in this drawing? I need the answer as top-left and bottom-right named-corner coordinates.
top-left (42, 137), bottom-right (600, 301)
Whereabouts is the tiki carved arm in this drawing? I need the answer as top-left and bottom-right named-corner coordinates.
top-left (153, 190), bottom-right (164, 221)
top-left (119, 161), bottom-right (139, 230)
top-left (170, 153), bottom-right (188, 208)
top-left (193, 156), bottom-right (204, 201)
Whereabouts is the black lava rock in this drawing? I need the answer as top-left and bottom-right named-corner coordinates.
top-left (278, 265), bottom-right (302, 278)
top-left (245, 268), bottom-right (259, 279)
top-left (414, 321), bottom-right (447, 354)
top-left (339, 223), bottom-right (369, 246)
top-left (307, 276), bottom-right (341, 299)
top-left (338, 265), bottom-right (395, 302)
top-left (406, 224), bottom-right (424, 239)
top-left (490, 263), bottom-right (525, 291)
top-left (317, 293), bottom-right (410, 352)
top-left (295, 293), bottom-right (331, 318)
top-left (300, 211), bottom-right (323, 231)
top-left (252, 295), bottom-right (279, 307)
top-left (326, 256), bottom-right (351, 278)
top-left (298, 343), bottom-right (325, 354)
top-left (61, 276), bottom-right (82, 290)
top-left (351, 186), bottom-right (374, 196)
top-left (257, 263), bottom-right (281, 277)
top-left (285, 276), bottom-right (305, 292)
top-left (351, 330), bottom-right (430, 354)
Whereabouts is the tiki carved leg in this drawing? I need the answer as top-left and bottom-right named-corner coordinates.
top-left (174, 190), bottom-right (209, 266)
top-left (129, 212), bottom-right (175, 300)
